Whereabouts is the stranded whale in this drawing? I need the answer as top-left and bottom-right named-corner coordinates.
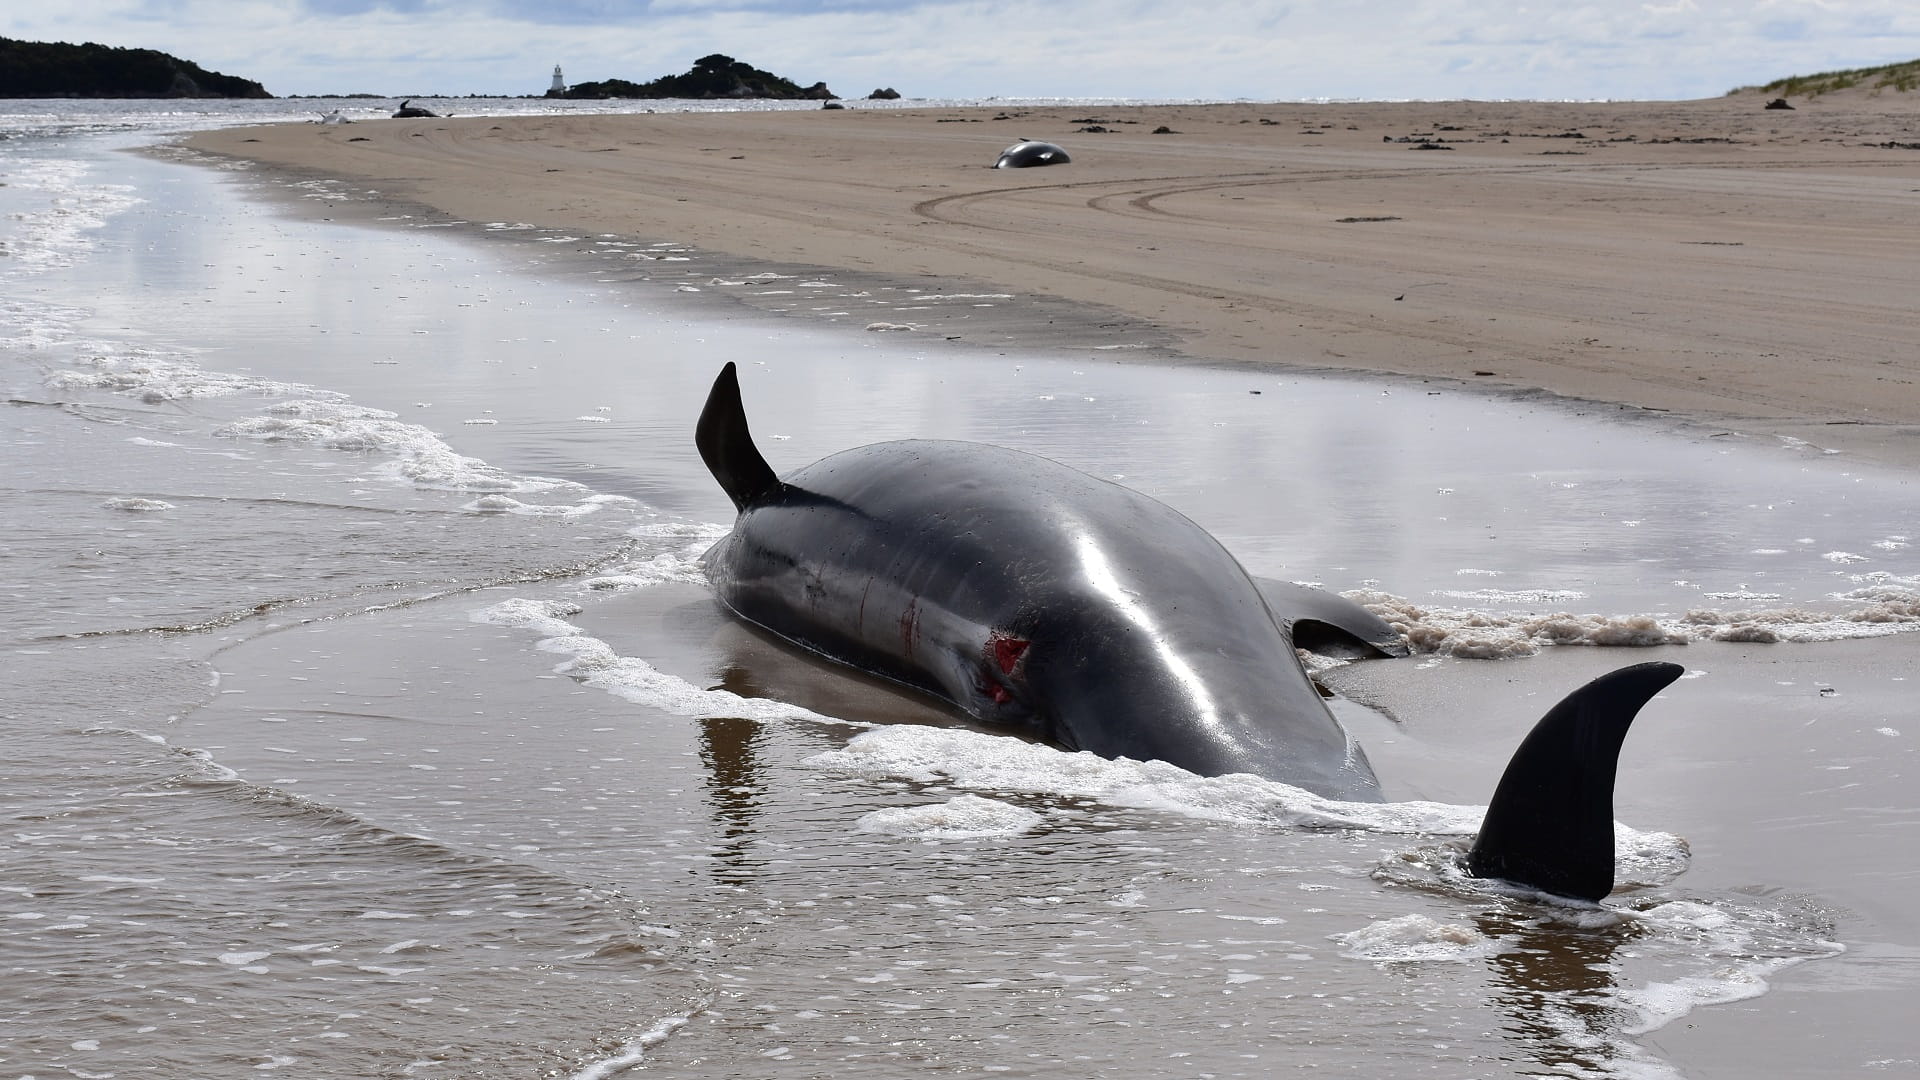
top-left (993, 140), bottom-right (1070, 168)
top-left (696, 362), bottom-right (1683, 901)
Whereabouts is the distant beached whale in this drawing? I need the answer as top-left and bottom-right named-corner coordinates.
top-left (994, 140), bottom-right (1070, 168)
top-left (391, 100), bottom-right (438, 118)
top-left (696, 362), bottom-right (1683, 901)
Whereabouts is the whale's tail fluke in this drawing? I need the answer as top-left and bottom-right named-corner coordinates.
top-left (698, 362), bottom-right (783, 512)
top-left (1467, 661), bottom-right (1685, 902)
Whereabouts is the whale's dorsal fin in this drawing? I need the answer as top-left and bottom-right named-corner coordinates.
top-left (1467, 661), bottom-right (1684, 902)
top-left (697, 362), bottom-right (782, 512)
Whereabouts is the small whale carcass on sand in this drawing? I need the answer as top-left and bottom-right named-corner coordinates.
top-left (994, 140), bottom-right (1070, 168)
top-left (696, 362), bottom-right (1684, 902)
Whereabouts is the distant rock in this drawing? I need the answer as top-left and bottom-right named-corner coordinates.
top-left (1764, 97), bottom-right (1794, 110)
top-left (0, 35), bottom-right (270, 98)
top-left (868, 87), bottom-right (901, 100)
top-left (566, 54), bottom-right (836, 101)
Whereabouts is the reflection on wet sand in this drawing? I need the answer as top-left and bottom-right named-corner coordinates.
top-left (697, 669), bottom-right (771, 886)
top-left (1479, 910), bottom-right (1640, 1074)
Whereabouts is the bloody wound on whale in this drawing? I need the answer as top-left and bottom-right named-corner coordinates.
top-left (696, 362), bottom-right (1684, 902)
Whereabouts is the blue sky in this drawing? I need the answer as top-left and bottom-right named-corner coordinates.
top-left (8, 0), bottom-right (1917, 100)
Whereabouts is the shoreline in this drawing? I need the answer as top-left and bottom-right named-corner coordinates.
top-left (180, 98), bottom-right (1920, 467)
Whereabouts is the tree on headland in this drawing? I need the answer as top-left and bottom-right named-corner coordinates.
top-left (0, 37), bottom-right (271, 98)
top-left (565, 54), bottom-right (835, 100)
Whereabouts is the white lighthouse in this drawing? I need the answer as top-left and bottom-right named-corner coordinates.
top-left (548, 65), bottom-right (566, 97)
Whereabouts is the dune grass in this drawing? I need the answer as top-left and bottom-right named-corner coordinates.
top-left (1731, 58), bottom-right (1920, 97)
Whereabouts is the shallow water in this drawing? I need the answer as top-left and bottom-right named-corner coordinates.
top-left (2, 115), bottom-right (1916, 1079)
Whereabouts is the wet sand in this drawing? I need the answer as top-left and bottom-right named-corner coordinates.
top-left (185, 93), bottom-right (1920, 467)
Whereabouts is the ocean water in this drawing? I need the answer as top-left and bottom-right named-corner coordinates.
top-left (2, 102), bottom-right (1916, 1078)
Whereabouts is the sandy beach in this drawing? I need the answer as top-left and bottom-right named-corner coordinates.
top-left (187, 94), bottom-right (1920, 465)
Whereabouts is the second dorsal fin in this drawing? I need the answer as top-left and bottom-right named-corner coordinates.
top-left (1466, 661), bottom-right (1684, 902)
top-left (696, 362), bottom-right (782, 512)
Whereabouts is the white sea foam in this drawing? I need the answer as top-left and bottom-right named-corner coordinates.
top-left (1352, 584), bottom-right (1920, 657)
top-left (1331, 894), bottom-right (1840, 1080)
top-left (1846, 570), bottom-right (1920, 593)
top-left (570, 1014), bottom-right (694, 1080)
top-left (463, 492), bottom-right (634, 517)
top-left (27, 316), bottom-right (595, 503)
top-left (627, 521), bottom-right (731, 540)
top-left (206, 398), bottom-right (582, 496)
top-left (0, 155), bottom-right (144, 271)
top-left (48, 345), bottom-right (319, 403)
top-left (472, 588), bottom-right (854, 728)
top-left (1333, 914), bottom-right (1499, 963)
top-left (1613, 899), bottom-right (1842, 1035)
top-left (1679, 583), bottom-right (1920, 643)
top-left (806, 725), bottom-right (1686, 880)
top-left (856, 794), bottom-right (1045, 839)
top-left (1434, 587), bottom-right (1589, 604)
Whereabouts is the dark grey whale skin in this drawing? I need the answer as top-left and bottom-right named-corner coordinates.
top-left (993, 140), bottom-right (1070, 168)
top-left (695, 363), bottom-right (1685, 900)
top-left (705, 437), bottom-right (1391, 800)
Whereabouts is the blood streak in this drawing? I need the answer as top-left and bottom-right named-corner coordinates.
top-left (980, 631), bottom-right (1031, 705)
top-left (898, 599), bottom-right (921, 657)
top-left (990, 632), bottom-right (1030, 675)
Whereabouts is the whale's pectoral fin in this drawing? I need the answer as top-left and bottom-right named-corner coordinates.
top-left (1254, 578), bottom-right (1408, 659)
top-left (1466, 660), bottom-right (1685, 902)
top-left (698, 362), bottom-right (784, 512)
